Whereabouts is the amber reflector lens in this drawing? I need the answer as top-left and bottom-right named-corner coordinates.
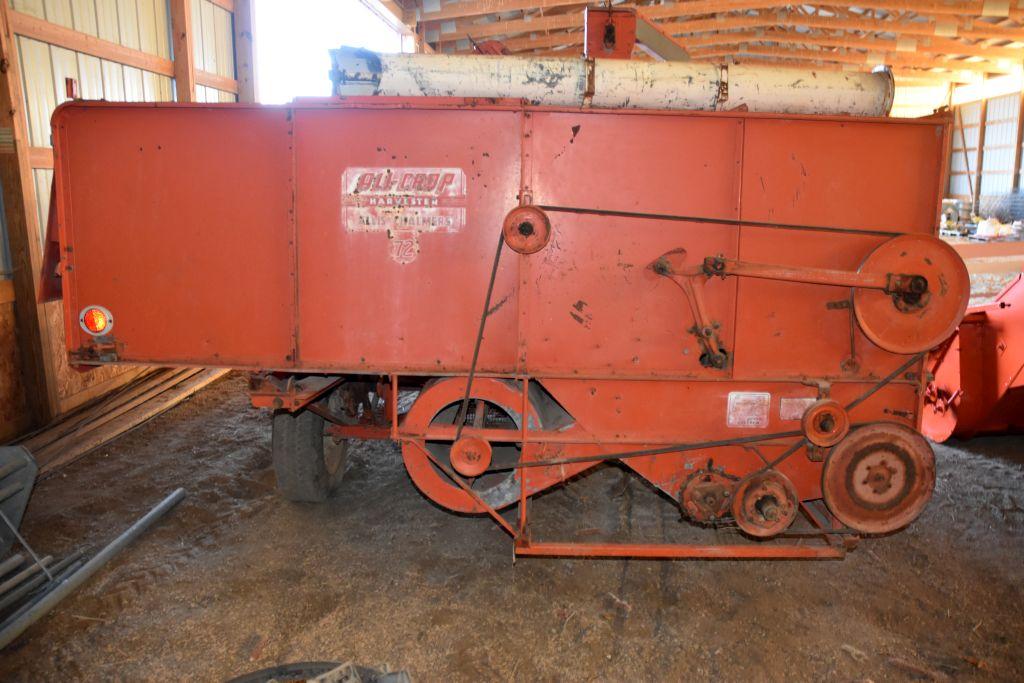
top-left (82, 307), bottom-right (109, 334)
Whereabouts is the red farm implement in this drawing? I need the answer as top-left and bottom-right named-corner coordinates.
top-left (43, 91), bottom-right (967, 560)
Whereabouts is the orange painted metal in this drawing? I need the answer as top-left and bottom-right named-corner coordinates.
top-left (923, 274), bottom-right (1024, 441)
top-left (583, 7), bottom-right (637, 59)
top-left (48, 98), bottom-right (960, 559)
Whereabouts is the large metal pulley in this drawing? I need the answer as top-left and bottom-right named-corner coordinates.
top-left (400, 378), bottom-right (537, 514)
top-left (853, 234), bottom-right (969, 355)
top-left (654, 233), bottom-right (969, 360)
top-left (821, 422), bottom-right (935, 534)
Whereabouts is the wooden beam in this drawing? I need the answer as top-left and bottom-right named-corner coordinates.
top-left (689, 44), bottom-right (1015, 75)
top-left (170, 0), bottom-right (196, 102)
top-left (28, 146), bottom-right (53, 169)
top-left (10, 8), bottom-right (237, 97)
top-left (0, 279), bottom-right (14, 306)
top-left (0, 4), bottom-right (58, 425)
top-left (463, 29), bottom-right (583, 53)
top-left (974, 95), bottom-right (988, 207)
top-left (678, 30), bottom-right (1020, 71)
top-left (637, 11), bottom-right (691, 61)
top-left (434, 4), bottom-right (1024, 47)
top-left (434, 11), bottom-right (579, 42)
top-left (9, 9), bottom-right (174, 77)
top-left (495, 25), bottom-right (1020, 68)
top-left (232, 0), bottom-right (256, 101)
top-left (661, 13), bottom-right (1024, 50)
top-left (1012, 91), bottom-right (1024, 191)
top-left (195, 70), bottom-right (238, 93)
top-left (427, 0), bottom-right (1024, 39)
top-left (640, 1), bottom-right (1024, 23)
top-left (418, 0), bottom-right (581, 24)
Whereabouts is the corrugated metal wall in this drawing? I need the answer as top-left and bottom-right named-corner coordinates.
top-left (191, 0), bottom-right (235, 102)
top-left (948, 92), bottom-right (1024, 220)
top-left (949, 101), bottom-right (981, 200)
top-left (980, 93), bottom-right (1019, 197)
top-left (10, 0), bottom-right (236, 252)
top-left (0, 0), bottom-right (242, 435)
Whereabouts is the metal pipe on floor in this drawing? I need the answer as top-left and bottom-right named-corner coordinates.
top-left (0, 554), bottom-right (77, 614)
top-left (0, 555), bottom-right (52, 598)
top-left (0, 553), bottom-right (23, 579)
top-left (0, 488), bottom-right (186, 650)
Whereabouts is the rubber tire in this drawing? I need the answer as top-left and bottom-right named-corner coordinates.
top-left (271, 409), bottom-right (348, 502)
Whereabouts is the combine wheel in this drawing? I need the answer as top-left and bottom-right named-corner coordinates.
top-left (401, 378), bottom-right (541, 514)
top-left (272, 407), bottom-right (348, 502)
top-left (822, 422), bottom-right (935, 534)
top-left (731, 471), bottom-right (799, 538)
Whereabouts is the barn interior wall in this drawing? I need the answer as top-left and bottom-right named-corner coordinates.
top-left (0, 0), bottom-right (241, 438)
top-left (948, 90), bottom-right (1024, 221)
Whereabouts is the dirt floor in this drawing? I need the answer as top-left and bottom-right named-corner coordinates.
top-left (1, 373), bottom-right (1022, 681)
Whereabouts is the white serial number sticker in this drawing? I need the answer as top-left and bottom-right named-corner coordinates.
top-left (727, 392), bottom-right (771, 429)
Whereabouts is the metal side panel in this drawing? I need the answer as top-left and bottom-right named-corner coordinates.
top-left (54, 103), bottom-right (296, 368)
top-left (292, 106), bottom-right (522, 373)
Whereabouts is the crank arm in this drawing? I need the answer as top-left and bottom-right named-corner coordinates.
top-left (701, 256), bottom-right (928, 298)
top-left (650, 250), bottom-right (730, 369)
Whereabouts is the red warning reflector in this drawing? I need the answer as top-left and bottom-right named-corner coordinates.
top-left (79, 305), bottom-right (113, 336)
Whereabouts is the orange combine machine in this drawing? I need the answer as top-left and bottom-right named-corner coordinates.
top-left (41, 49), bottom-right (969, 560)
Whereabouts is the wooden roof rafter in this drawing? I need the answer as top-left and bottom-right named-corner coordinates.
top-left (676, 27), bottom-right (1024, 63)
top-left (415, 0), bottom-right (1024, 83)
top-left (688, 42), bottom-right (1001, 74)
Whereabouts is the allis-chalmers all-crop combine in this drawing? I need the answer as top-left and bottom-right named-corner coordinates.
top-left (42, 31), bottom-right (970, 560)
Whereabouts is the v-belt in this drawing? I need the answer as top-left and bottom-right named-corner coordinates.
top-left (448, 199), bottom-right (922, 476)
top-left (481, 352), bottom-right (925, 474)
top-left (537, 204), bottom-right (904, 237)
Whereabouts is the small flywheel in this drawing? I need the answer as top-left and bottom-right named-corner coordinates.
top-left (801, 399), bottom-right (850, 447)
top-left (731, 470), bottom-right (799, 538)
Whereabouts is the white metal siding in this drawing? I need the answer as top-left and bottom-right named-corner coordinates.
top-left (12, 0), bottom-right (176, 248)
top-left (980, 93), bottom-right (1019, 196)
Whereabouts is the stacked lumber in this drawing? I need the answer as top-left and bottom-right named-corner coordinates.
top-left (12, 368), bottom-right (229, 477)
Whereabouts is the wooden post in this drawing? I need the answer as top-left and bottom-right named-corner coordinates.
top-left (0, 4), bottom-right (58, 425)
top-left (232, 0), bottom-right (256, 102)
top-left (170, 0), bottom-right (196, 102)
top-left (974, 96), bottom-right (988, 215)
top-left (1012, 90), bottom-right (1024, 192)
